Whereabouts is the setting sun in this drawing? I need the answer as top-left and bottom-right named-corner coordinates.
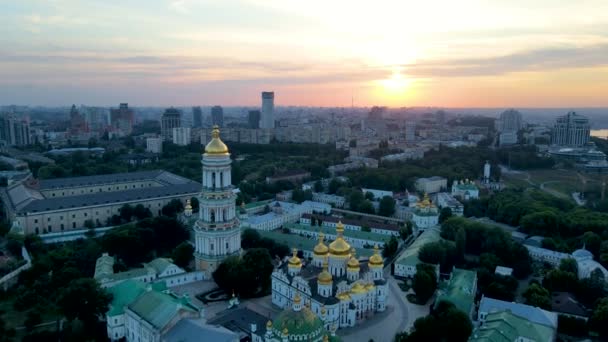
top-left (380, 70), bottom-right (412, 94)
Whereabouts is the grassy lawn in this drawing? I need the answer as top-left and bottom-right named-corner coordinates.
top-left (504, 169), bottom-right (604, 199)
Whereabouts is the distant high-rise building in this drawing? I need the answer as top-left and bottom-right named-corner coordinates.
top-left (260, 92), bottom-right (275, 129)
top-left (172, 127), bottom-right (191, 146)
top-left (368, 106), bottom-right (386, 120)
top-left (110, 103), bottom-right (134, 136)
top-left (192, 106), bottom-right (203, 128)
top-left (552, 111), bottom-right (590, 147)
top-left (69, 104), bottom-right (87, 135)
top-left (496, 109), bottom-right (523, 132)
top-left (161, 108), bottom-right (182, 141)
top-left (0, 114), bottom-right (30, 146)
top-left (248, 110), bottom-right (261, 129)
top-left (211, 106), bottom-right (224, 127)
top-left (84, 107), bottom-right (108, 133)
top-left (435, 110), bottom-right (447, 126)
top-left (405, 121), bottom-right (416, 142)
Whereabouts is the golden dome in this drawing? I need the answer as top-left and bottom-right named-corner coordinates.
top-left (365, 283), bottom-right (376, 291)
top-left (347, 248), bottom-right (360, 271)
top-left (204, 125), bottom-right (229, 155)
top-left (313, 233), bottom-right (329, 256)
top-left (294, 292), bottom-right (302, 305)
top-left (417, 193), bottom-right (432, 208)
top-left (329, 221), bottom-right (351, 256)
top-left (351, 282), bottom-right (367, 294)
top-left (288, 248), bottom-right (302, 268)
top-left (185, 199), bottom-right (192, 210)
top-left (368, 244), bottom-right (384, 268)
top-left (266, 320), bottom-right (273, 328)
top-left (336, 292), bottom-right (351, 301)
top-left (318, 258), bottom-right (333, 285)
top-left (324, 335), bottom-right (329, 342)
top-left (282, 328), bottom-right (289, 336)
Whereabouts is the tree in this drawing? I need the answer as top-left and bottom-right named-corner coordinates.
top-left (522, 283), bottom-right (551, 309)
top-left (24, 310), bottom-right (42, 330)
top-left (292, 189), bottom-right (312, 204)
top-left (119, 204), bottom-right (134, 222)
top-left (314, 180), bottom-right (323, 192)
top-left (241, 228), bottom-right (262, 249)
top-left (582, 231), bottom-right (601, 258)
top-left (359, 200), bottom-right (376, 214)
top-left (162, 199), bottom-right (184, 218)
top-left (589, 297), bottom-right (608, 338)
top-left (403, 300), bottom-right (472, 342)
top-left (133, 204), bottom-right (152, 220)
top-left (84, 219), bottom-right (95, 229)
top-left (328, 179), bottom-right (342, 194)
top-left (190, 196), bottom-right (200, 213)
top-left (412, 264), bottom-right (437, 303)
top-left (382, 236), bottom-right (399, 259)
top-left (378, 196), bottom-right (396, 217)
top-left (399, 226), bottom-right (411, 241)
top-left (348, 190), bottom-right (365, 211)
top-left (559, 258), bottom-right (578, 275)
top-left (455, 227), bottom-right (466, 260)
top-left (57, 278), bottom-right (112, 329)
top-left (439, 207), bottom-right (453, 223)
top-left (0, 310), bottom-right (16, 342)
top-left (172, 242), bottom-right (195, 269)
top-left (365, 191), bottom-right (375, 201)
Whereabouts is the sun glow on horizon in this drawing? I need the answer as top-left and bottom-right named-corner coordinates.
top-left (379, 69), bottom-right (412, 94)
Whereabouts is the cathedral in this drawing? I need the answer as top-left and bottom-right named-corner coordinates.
top-left (271, 221), bottom-right (388, 330)
top-left (194, 126), bottom-right (242, 277)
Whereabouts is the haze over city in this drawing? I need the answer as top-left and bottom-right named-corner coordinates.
top-left (2, 0), bottom-right (608, 107)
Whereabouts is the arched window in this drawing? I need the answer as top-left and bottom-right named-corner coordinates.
top-left (210, 210), bottom-right (215, 222)
top-left (212, 172), bottom-right (216, 189)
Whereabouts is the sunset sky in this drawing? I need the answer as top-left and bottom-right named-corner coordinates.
top-left (1, 0), bottom-right (608, 107)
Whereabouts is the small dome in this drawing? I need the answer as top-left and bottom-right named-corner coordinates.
top-left (365, 283), bottom-right (375, 291)
top-left (318, 258), bottom-right (333, 285)
top-left (288, 248), bottom-right (302, 268)
top-left (329, 221), bottom-right (351, 256)
top-left (368, 245), bottom-right (384, 268)
top-left (266, 320), bottom-right (272, 328)
top-left (314, 233), bottom-right (329, 256)
top-left (272, 299), bottom-right (325, 339)
top-left (573, 249), bottom-right (593, 260)
top-left (336, 292), bottom-right (351, 301)
top-left (185, 199), bottom-right (192, 210)
top-left (204, 125), bottom-right (229, 155)
top-left (417, 193), bottom-right (432, 208)
top-left (351, 282), bottom-right (367, 294)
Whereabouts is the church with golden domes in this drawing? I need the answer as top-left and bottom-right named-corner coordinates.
top-left (193, 126), bottom-right (241, 277)
top-left (412, 193), bottom-right (439, 231)
top-left (271, 221), bottom-right (388, 330)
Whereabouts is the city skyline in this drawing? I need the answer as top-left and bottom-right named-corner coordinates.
top-left (1, 0), bottom-right (608, 107)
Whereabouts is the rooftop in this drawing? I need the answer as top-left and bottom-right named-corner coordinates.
top-left (301, 213), bottom-right (401, 231)
top-left (434, 268), bottom-right (477, 315)
top-left (128, 289), bottom-right (199, 330)
top-left (106, 280), bottom-right (167, 317)
top-left (470, 310), bottom-right (556, 342)
top-left (479, 296), bottom-right (558, 329)
top-left (38, 170), bottom-right (191, 189)
top-left (287, 223), bottom-right (391, 243)
top-left (163, 319), bottom-right (238, 342)
top-left (257, 230), bottom-right (374, 257)
top-left (396, 229), bottom-right (442, 266)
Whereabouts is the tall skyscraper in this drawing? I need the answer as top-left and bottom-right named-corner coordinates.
top-left (211, 106), bottom-right (224, 127)
top-left (0, 114), bottom-right (30, 146)
top-left (69, 104), bottom-right (87, 135)
top-left (160, 107), bottom-right (182, 141)
top-left (84, 107), bottom-right (108, 133)
top-left (194, 126), bottom-right (241, 277)
top-left (110, 103), bottom-right (134, 136)
top-left (260, 91), bottom-right (275, 129)
top-left (552, 111), bottom-right (590, 147)
top-left (248, 110), bottom-right (261, 129)
top-left (496, 109), bottom-right (523, 132)
top-left (192, 106), bottom-right (203, 128)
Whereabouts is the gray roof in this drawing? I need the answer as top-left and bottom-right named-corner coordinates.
top-left (20, 183), bottom-right (199, 213)
top-left (163, 319), bottom-right (238, 342)
top-left (209, 307), bottom-right (269, 338)
top-left (479, 296), bottom-right (558, 329)
top-left (38, 170), bottom-right (190, 189)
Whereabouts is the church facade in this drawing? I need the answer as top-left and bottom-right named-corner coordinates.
top-left (270, 221), bottom-right (388, 330)
top-left (194, 126), bottom-right (241, 277)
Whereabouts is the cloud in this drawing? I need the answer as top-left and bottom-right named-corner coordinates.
top-left (405, 44), bottom-right (608, 77)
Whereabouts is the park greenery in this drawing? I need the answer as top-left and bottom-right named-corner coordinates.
top-left (410, 264), bottom-right (437, 304)
top-left (395, 300), bottom-right (473, 342)
top-left (0, 213), bottom-right (191, 340)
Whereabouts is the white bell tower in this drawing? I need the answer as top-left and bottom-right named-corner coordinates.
top-left (194, 126), bottom-right (241, 277)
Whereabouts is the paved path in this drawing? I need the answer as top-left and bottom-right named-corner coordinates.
top-left (338, 276), bottom-right (410, 342)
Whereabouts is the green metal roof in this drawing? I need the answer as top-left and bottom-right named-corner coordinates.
top-left (244, 199), bottom-right (273, 210)
top-left (106, 280), bottom-right (167, 317)
top-left (396, 229), bottom-right (441, 266)
top-left (435, 268), bottom-right (477, 315)
top-left (454, 183), bottom-right (478, 191)
top-left (257, 230), bottom-right (374, 257)
top-left (286, 223), bottom-right (391, 243)
top-left (469, 310), bottom-right (555, 342)
top-left (106, 267), bottom-right (155, 281)
top-left (272, 306), bottom-right (324, 337)
top-left (145, 258), bottom-right (174, 274)
top-left (128, 289), bottom-right (199, 330)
